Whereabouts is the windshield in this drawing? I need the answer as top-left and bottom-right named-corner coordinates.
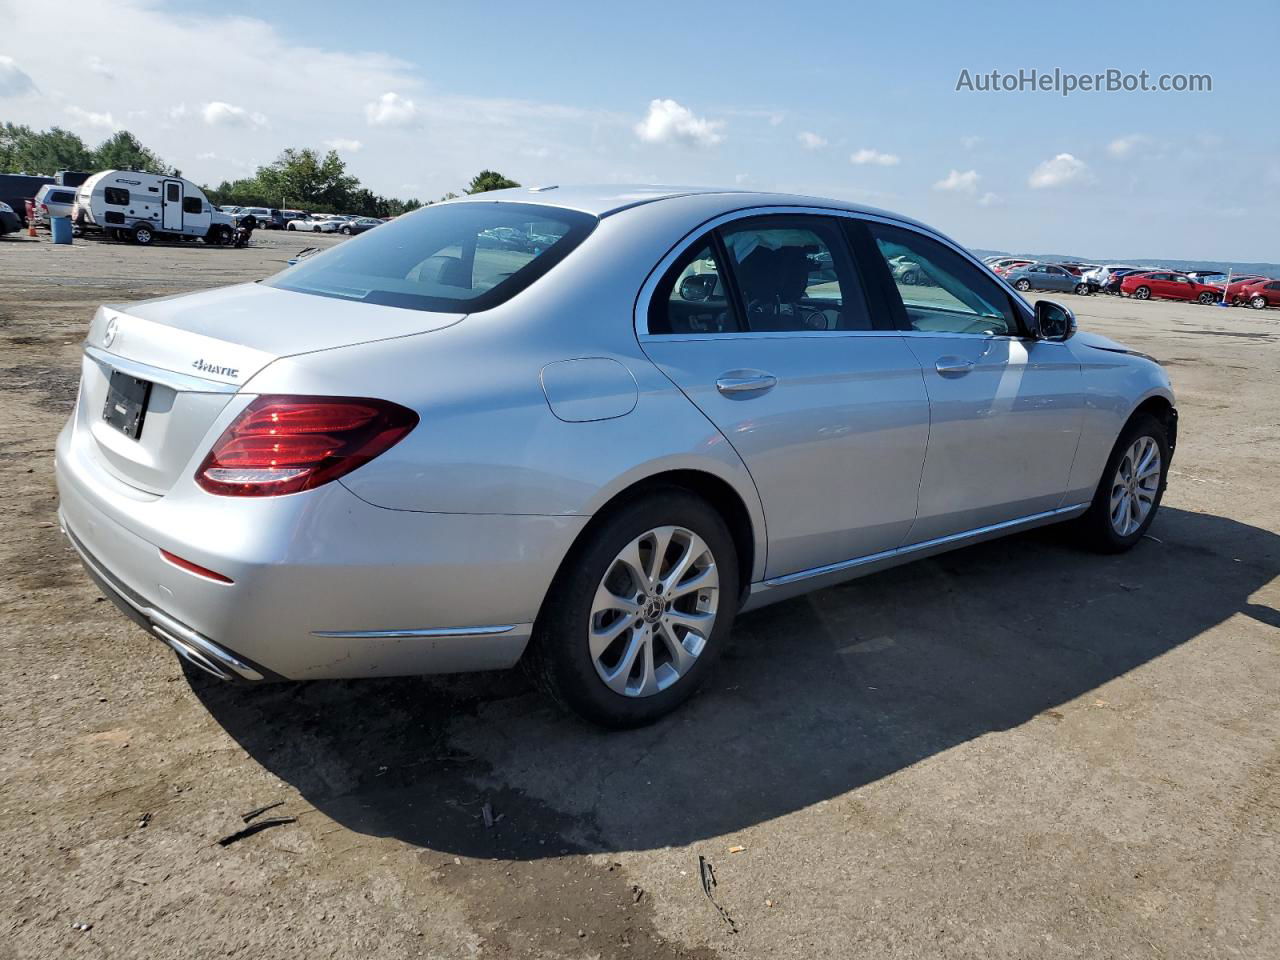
top-left (268, 201), bottom-right (597, 313)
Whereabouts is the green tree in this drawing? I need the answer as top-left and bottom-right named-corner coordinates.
top-left (93, 131), bottom-right (176, 176)
top-left (254, 148), bottom-right (358, 211)
top-left (0, 123), bottom-right (95, 174)
top-left (466, 170), bottom-right (520, 194)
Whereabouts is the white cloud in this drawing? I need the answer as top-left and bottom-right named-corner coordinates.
top-left (979, 191), bottom-right (1002, 207)
top-left (797, 131), bottom-right (827, 150)
top-left (961, 135), bottom-right (983, 150)
top-left (1108, 133), bottom-right (1150, 158)
top-left (365, 91), bottom-right (418, 127)
top-left (202, 101), bottom-right (267, 128)
top-left (768, 113), bottom-right (785, 127)
top-left (167, 103), bottom-right (188, 121)
top-left (634, 98), bottom-right (724, 148)
top-left (520, 145), bottom-right (550, 159)
top-left (86, 56), bottom-right (114, 80)
top-left (65, 105), bottom-right (118, 130)
top-left (0, 55), bottom-right (35, 97)
top-left (1028, 152), bottom-right (1089, 188)
top-left (850, 148), bottom-right (900, 166)
top-left (324, 138), bottom-right (363, 152)
top-left (196, 151), bottom-right (217, 160)
top-left (934, 169), bottom-right (980, 194)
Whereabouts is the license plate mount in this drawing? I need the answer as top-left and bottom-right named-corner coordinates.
top-left (103, 370), bottom-right (153, 440)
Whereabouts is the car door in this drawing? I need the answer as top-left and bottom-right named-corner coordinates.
top-left (639, 214), bottom-right (931, 579)
top-left (1169, 275), bottom-right (1196, 300)
top-left (1045, 266), bottom-right (1073, 292)
top-left (1265, 281), bottom-right (1280, 306)
top-left (856, 219), bottom-right (1084, 543)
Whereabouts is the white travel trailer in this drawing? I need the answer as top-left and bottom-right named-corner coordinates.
top-left (74, 170), bottom-right (233, 245)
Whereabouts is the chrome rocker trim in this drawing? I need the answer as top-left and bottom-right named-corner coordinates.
top-left (742, 503), bottom-right (1090, 611)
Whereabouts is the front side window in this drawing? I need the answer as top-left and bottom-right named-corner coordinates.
top-left (182, 197), bottom-right (202, 214)
top-left (268, 201), bottom-right (597, 313)
top-left (866, 222), bottom-right (1019, 336)
top-left (720, 217), bottom-right (871, 331)
top-left (104, 187), bottom-right (129, 206)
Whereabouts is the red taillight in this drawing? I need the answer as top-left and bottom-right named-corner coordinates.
top-left (196, 395), bottom-right (418, 497)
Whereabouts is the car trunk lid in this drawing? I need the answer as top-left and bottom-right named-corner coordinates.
top-left (78, 283), bottom-right (464, 494)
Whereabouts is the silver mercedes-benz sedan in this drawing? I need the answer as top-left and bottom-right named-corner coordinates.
top-left (56, 185), bottom-right (1176, 726)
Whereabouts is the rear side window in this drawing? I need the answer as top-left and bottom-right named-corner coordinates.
top-left (104, 187), bottom-right (129, 206)
top-left (864, 222), bottom-right (1020, 336)
top-left (649, 236), bottom-right (739, 335)
top-left (268, 201), bottom-right (597, 313)
top-left (182, 197), bottom-right (202, 214)
top-left (49, 190), bottom-right (75, 204)
top-left (720, 216), bottom-right (871, 331)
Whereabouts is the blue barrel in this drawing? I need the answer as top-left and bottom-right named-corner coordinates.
top-left (50, 216), bottom-right (73, 245)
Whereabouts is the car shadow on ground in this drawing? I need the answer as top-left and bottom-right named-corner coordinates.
top-left (192, 506), bottom-right (1278, 860)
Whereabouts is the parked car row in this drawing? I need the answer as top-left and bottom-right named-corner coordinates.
top-left (980, 255), bottom-right (1277, 310)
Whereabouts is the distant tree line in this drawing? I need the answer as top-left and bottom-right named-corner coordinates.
top-left (0, 123), bottom-right (522, 218)
top-left (1, 123), bottom-right (176, 178)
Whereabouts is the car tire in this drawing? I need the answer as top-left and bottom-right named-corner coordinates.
top-left (1134, 286), bottom-right (1151, 300)
top-left (1197, 291), bottom-right (1217, 305)
top-left (287, 222), bottom-right (296, 231)
top-left (341, 226), bottom-right (351, 235)
top-left (132, 223), bottom-right (154, 245)
top-left (313, 226), bottom-right (322, 233)
top-left (1075, 282), bottom-right (1090, 295)
top-left (1073, 412), bottom-right (1170, 554)
top-left (524, 489), bottom-right (740, 728)
top-left (1015, 279), bottom-right (1031, 291)
top-left (1251, 296), bottom-right (1267, 310)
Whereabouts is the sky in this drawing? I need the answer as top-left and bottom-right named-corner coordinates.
top-left (2, 0), bottom-right (1278, 261)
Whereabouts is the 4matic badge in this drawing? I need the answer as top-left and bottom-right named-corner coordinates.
top-left (192, 358), bottom-right (240, 378)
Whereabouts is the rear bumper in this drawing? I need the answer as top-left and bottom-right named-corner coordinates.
top-left (55, 416), bottom-right (588, 681)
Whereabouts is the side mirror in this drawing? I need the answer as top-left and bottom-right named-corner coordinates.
top-left (1033, 299), bottom-right (1076, 341)
top-left (679, 274), bottom-right (717, 302)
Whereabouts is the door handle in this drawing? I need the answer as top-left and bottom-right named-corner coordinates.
top-left (715, 373), bottom-right (778, 395)
top-left (935, 358), bottom-right (975, 376)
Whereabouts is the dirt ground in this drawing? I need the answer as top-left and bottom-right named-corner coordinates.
top-left (1, 228), bottom-right (1276, 960)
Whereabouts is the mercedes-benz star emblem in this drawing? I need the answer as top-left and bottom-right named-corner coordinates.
top-left (103, 317), bottom-right (118, 348)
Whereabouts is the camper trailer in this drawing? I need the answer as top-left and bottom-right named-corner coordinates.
top-left (74, 170), bottom-right (233, 245)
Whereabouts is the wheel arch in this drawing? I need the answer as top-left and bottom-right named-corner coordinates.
top-left (1128, 391), bottom-right (1178, 453)
top-left (555, 467), bottom-right (763, 607)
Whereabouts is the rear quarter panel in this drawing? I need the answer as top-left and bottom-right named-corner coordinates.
top-left (242, 196), bottom-right (772, 581)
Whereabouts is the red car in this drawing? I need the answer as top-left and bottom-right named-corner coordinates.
top-left (991, 258), bottom-right (1033, 276)
top-left (1240, 278), bottom-right (1280, 309)
top-left (1120, 270), bottom-right (1224, 304)
top-left (1224, 276), bottom-right (1271, 305)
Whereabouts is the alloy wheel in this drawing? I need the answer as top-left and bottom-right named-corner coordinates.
top-left (588, 525), bottom-right (719, 698)
top-left (1109, 435), bottom-right (1161, 537)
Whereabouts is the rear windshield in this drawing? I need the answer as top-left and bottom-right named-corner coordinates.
top-left (267, 201), bottom-right (597, 313)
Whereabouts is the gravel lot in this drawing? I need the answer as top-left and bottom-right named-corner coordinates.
top-left (1, 228), bottom-right (1276, 959)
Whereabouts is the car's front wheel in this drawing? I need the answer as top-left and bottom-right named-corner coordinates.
top-left (1074, 412), bottom-right (1169, 553)
top-left (1197, 291), bottom-right (1218, 305)
top-left (1075, 282), bottom-right (1090, 295)
top-left (525, 489), bottom-right (739, 727)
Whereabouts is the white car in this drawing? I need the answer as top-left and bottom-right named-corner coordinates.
top-left (287, 216), bottom-right (339, 233)
top-left (35, 184), bottom-right (79, 225)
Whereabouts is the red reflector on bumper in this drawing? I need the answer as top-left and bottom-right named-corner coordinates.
top-left (160, 549), bottom-right (234, 584)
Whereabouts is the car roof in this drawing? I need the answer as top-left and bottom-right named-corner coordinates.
top-left (445, 183), bottom-right (934, 229)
